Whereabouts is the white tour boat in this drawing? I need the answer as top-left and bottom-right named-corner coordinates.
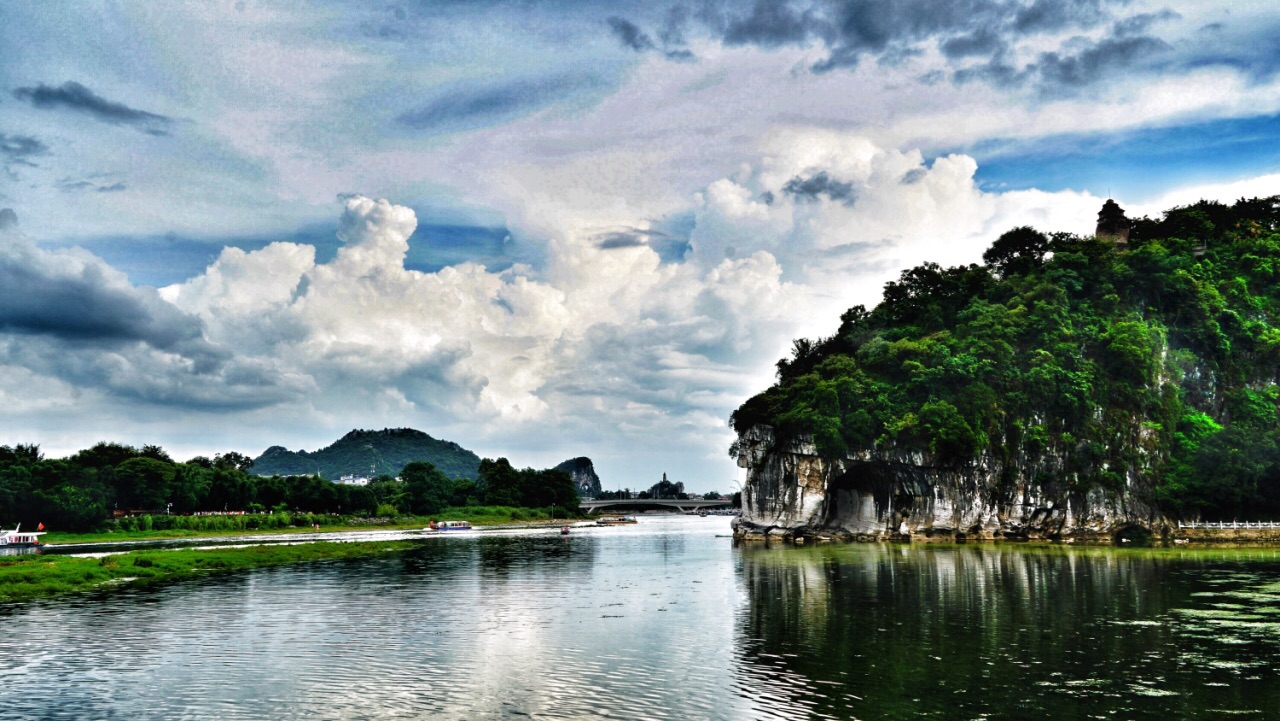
top-left (0, 524), bottom-right (46, 548)
top-left (425, 520), bottom-right (473, 532)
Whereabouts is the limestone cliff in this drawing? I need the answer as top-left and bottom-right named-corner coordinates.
top-left (730, 199), bottom-right (1280, 538)
top-left (553, 457), bottom-right (602, 497)
top-left (732, 425), bottom-right (1168, 542)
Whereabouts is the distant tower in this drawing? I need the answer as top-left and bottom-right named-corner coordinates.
top-left (1096, 199), bottom-right (1130, 247)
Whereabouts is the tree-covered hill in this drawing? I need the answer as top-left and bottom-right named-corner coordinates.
top-left (253, 428), bottom-right (481, 480)
top-left (731, 197), bottom-right (1280, 521)
top-left (0, 440), bottom-right (579, 532)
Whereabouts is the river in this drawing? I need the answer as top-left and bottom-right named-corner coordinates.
top-left (2, 515), bottom-right (1279, 719)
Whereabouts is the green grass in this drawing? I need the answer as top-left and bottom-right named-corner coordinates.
top-left (0, 541), bottom-right (415, 604)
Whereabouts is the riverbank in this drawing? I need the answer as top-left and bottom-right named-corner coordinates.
top-left (44, 506), bottom-right (582, 545)
top-left (0, 540), bottom-right (416, 604)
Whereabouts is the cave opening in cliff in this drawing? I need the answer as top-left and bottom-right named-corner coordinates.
top-left (1113, 524), bottom-right (1154, 546)
top-left (823, 463), bottom-right (901, 532)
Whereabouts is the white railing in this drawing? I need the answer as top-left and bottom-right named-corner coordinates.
top-left (1178, 521), bottom-right (1280, 529)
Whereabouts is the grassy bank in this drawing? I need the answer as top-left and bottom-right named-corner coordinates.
top-left (45, 505), bottom-right (579, 545)
top-left (0, 541), bottom-right (415, 604)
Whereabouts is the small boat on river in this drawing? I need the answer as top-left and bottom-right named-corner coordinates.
top-left (426, 520), bottom-right (473, 532)
top-left (595, 516), bottom-right (638, 526)
top-left (0, 524), bottom-right (45, 548)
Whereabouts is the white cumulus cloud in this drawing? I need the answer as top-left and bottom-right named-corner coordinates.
top-left (12, 129), bottom-right (1280, 487)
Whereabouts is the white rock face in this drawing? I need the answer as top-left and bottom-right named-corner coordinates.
top-left (732, 425), bottom-right (1167, 542)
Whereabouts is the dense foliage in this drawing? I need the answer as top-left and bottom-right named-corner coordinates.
top-left (0, 441), bottom-right (579, 532)
top-left (731, 197), bottom-right (1280, 520)
top-left (252, 428), bottom-right (482, 480)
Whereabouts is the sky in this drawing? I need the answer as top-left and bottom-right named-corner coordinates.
top-left (3, 0), bottom-right (1280, 493)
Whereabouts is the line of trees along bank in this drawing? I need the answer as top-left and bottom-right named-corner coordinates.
top-left (0, 443), bottom-right (580, 532)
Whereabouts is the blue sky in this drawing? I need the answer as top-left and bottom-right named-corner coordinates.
top-left (2, 0), bottom-right (1280, 491)
top-left (972, 113), bottom-right (1280, 197)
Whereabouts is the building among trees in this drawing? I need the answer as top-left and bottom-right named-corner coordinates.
top-left (1096, 198), bottom-right (1130, 246)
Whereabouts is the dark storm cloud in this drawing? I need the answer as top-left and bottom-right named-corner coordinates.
top-left (782, 171), bottom-right (856, 205)
top-left (608, 13), bottom-right (697, 61)
top-left (598, 232), bottom-right (648, 249)
top-left (0, 335), bottom-right (305, 412)
top-left (0, 133), bottom-right (48, 170)
top-left (953, 56), bottom-right (1025, 87)
top-left (721, 0), bottom-right (812, 48)
top-left (0, 219), bottom-right (304, 410)
top-left (1033, 35), bottom-right (1171, 89)
top-left (608, 16), bottom-right (655, 51)
top-left (11, 82), bottom-right (173, 135)
top-left (398, 74), bottom-right (598, 132)
top-left (1113, 10), bottom-right (1181, 37)
top-left (687, 0), bottom-right (1164, 81)
top-left (1012, 0), bottom-right (1110, 33)
top-left (711, 0), bottom-right (1020, 71)
top-left (941, 28), bottom-right (1006, 59)
top-left (58, 178), bottom-right (128, 194)
top-left (659, 5), bottom-right (692, 47)
top-left (0, 234), bottom-right (206, 353)
top-left (594, 227), bottom-right (670, 250)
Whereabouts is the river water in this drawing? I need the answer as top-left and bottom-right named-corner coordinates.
top-left (3, 515), bottom-right (1280, 720)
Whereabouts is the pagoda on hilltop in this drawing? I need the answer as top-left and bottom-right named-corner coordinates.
top-left (1096, 198), bottom-right (1130, 247)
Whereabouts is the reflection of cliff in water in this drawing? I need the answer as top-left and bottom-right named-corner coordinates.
top-left (733, 544), bottom-right (1280, 720)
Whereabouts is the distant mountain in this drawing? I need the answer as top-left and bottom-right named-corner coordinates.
top-left (553, 457), bottom-right (601, 497)
top-left (253, 428), bottom-right (481, 480)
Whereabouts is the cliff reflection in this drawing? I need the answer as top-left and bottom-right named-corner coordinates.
top-left (734, 544), bottom-right (1280, 721)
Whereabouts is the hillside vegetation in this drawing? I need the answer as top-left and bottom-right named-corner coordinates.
top-left (253, 428), bottom-right (481, 480)
top-left (0, 442), bottom-right (578, 532)
top-left (731, 197), bottom-right (1280, 520)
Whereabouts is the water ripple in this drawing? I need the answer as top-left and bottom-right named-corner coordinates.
top-left (8, 521), bottom-right (1280, 719)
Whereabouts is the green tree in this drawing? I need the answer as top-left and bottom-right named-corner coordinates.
top-left (919, 400), bottom-right (986, 459)
top-left (478, 458), bottom-right (522, 507)
top-left (35, 484), bottom-right (106, 532)
top-left (402, 461), bottom-right (454, 515)
top-left (521, 469), bottom-right (579, 511)
top-left (114, 457), bottom-right (177, 510)
top-left (982, 226), bottom-right (1049, 276)
top-left (213, 452), bottom-right (255, 472)
top-left (70, 442), bottom-right (138, 470)
top-left (204, 468), bottom-right (254, 511)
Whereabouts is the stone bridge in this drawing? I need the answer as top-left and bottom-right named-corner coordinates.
top-left (580, 498), bottom-right (733, 514)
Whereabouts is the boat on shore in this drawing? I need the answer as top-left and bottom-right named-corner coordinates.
top-left (425, 521), bottom-right (473, 532)
top-left (595, 516), bottom-right (638, 526)
top-left (0, 524), bottom-right (45, 548)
